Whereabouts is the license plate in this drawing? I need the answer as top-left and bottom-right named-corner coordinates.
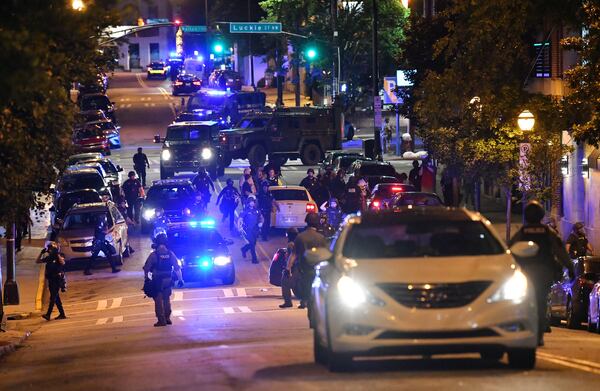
top-left (284, 217), bottom-right (297, 223)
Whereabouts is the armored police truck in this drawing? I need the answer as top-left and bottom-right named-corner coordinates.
top-left (218, 106), bottom-right (343, 167)
top-left (185, 89), bottom-right (266, 125)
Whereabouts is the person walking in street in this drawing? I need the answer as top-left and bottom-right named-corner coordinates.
top-left (258, 182), bottom-right (278, 241)
top-left (291, 213), bottom-right (328, 309)
top-left (122, 171), bottom-right (144, 223)
top-left (279, 228), bottom-right (299, 308)
top-left (299, 168), bottom-right (318, 193)
top-left (408, 160), bottom-right (422, 191)
top-left (239, 196), bottom-right (262, 264)
top-left (192, 168), bottom-right (215, 208)
top-left (143, 233), bottom-right (184, 327)
top-left (216, 178), bottom-right (240, 232)
top-left (133, 147), bottom-right (150, 187)
top-left (566, 222), bottom-right (594, 259)
top-left (509, 201), bottom-right (574, 346)
top-left (36, 242), bottom-right (67, 321)
top-left (85, 215), bottom-right (121, 275)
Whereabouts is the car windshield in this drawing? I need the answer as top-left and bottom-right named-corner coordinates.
top-left (342, 220), bottom-right (504, 259)
top-left (168, 230), bottom-right (224, 249)
top-left (271, 189), bottom-right (308, 201)
top-left (187, 94), bottom-right (226, 110)
top-left (359, 164), bottom-right (396, 176)
top-left (166, 125), bottom-right (215, 141)
top-left (394, 193), bottom-right (443, 207)
top-left (146, 186), bottom-right (195, 202)
top-left (81, 96), bottom-right (109, 110)
top-left (63, 211), bottom-right (111, 230)
top-left (58, 192), bottom-right (101, 213)
top-left (60, 174), bottom-right (104, 191)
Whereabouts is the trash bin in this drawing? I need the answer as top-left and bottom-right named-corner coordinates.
top-left (364, 139), bottom-right (375, 160)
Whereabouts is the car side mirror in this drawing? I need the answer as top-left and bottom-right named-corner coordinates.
top-left (117, 165), bottom-right (123, 172)
top-left (154, 135), bottom-right (162, 143)
top-left (304, 247), bottom-right (333, 266)
top-left (510, 241), bottom-right (540, 259)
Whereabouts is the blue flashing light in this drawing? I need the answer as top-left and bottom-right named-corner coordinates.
top-left (169, 51), bottom-right (178, 58)
top-left (194, 50), bottom-right (199, 56)
top-left (214, 44), bottom-right (224, 53)
top-left (200, 218), bottom-right (215, 228)
top-left (204, 89), bottom-right (227, 96)
top-left (199, 257), bottom-right (212, 269)
top-left (189, 221), bottom-right (198, 228)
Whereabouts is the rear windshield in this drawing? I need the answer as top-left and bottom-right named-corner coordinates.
top-left (271, 189), bottom-right (309, 201)
top-left (237, 118), bottom-right (269, 129)
top-left (394, 193), bottom-right (443, 207)
top-left (146, 186), bottom-right (195, 202)
top-left (359, 164), bottom-right (396, 176)
top-left (343, 221), bottom-right (504, 259)
top-left (75, 128), bottom-right (104, 139)
top-left (63, 211), bottom-right (111, 230)
top-left (60, 174), bottom-right (104, 191)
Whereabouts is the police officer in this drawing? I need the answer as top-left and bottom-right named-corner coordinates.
top-left (321, 197), bottom-right (342, 230)
top-left (36, 242), bottom-right (67, 321)
top-left (152, 207), bottom-right (170, 240)
top-left (239, 196), bottom-right (262, 264)
top-left (122, 171), bottom-right (143, 223)
top-left (279, 228), bottom-right (299, 308)
top-left (289, 213), bottom-right (327, 309)
top-left (566, 222), bottom-right (594, 259)
top-left (509, 201), bottom-right (574, 345)
top-left (143, 233), bottom-right (184, 327)
top-left (216, 178), bottom-right (240, 232)
top-left (192, 167), bottom-right (215, 206)
top-left (133, 147), bottom-right (150, 187)
top-left (85, 215), bottom-right (121, 275)
top-left (299, 168), bottom-right (318, 193)
top-left (258, 182), bottom-right (278, 241)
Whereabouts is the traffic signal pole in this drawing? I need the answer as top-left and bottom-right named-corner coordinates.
top-left (248, 0), bottom-right (255, 89)
top-left (372, 0), bottom-right (382, 161)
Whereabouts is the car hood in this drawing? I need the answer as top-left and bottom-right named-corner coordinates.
top-left (58, 228), bottom-right (95, 239)
top-left (342, 254), bottom-right (516, 285)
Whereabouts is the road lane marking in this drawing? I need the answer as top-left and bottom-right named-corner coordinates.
top-left (96, 318), bottom-right (109, 325)
top-left (172, 310), bottom-right (183, 317)
top-left (223, 288), bottom-right (234, 297)
top-left (173, 291), bottom-right (184, 301)
top-left (238, 306), bottom-right (252, 313)
top-left (144, 103), bottom-right (149, 107)
top-left (136, 73), bottom-right (148, 89)
top-left (112, 316), bottom-right (123, 323)
top-left (538, 353), bottom-right (600, 375)
top-left (538, 351), bottom-right (600, 372)
top-left (96, 300), bottom-right (108, 311)
top-left (109, 297), bottom-right (122, 309)
top-left (223, 307), bottom-right (235, 314)
top-left (236, 288), bottom-right (247, 297)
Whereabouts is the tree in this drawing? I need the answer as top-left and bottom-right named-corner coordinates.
top-left (0, 0), bottom-right (119, 226)
top-left (561, 0), bottom-right (600, 147)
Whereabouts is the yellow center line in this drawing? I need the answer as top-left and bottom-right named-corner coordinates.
top-left (135, 72), bottom-right (148, 89)
top-left (537, 351), bottom-right (600, 374)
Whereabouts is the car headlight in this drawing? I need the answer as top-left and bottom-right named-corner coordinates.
top-left (143, 208), bottom-right (156, 221)
top-left (214, 256), bottom-right (231, 266)
top-left (201, 147), bottom-right (213, 160)
top-left (337, 275), bottom-right (366, 308)
top-left (488, 270), bottom-right (529, 304)
top-left (161, 149), bottom-right (171, 161)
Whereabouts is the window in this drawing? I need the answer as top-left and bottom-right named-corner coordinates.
top-left (534, 42), bottom-right (551, 78)
top-left (63, 211), bottom-right (112, 230)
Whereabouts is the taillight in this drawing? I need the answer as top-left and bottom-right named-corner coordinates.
top-left (372, 200), bottom-right (381, 208)
top-left (306, 204), bottom-right (316, 213)
top-left (220, 135), bottom-right (227, 145)
top-left (175, 81), bottom-right (183, 86)
top-left (391, 187), bottom-right (404, 192)
top-left (193, 81), bottom-right (201, 86)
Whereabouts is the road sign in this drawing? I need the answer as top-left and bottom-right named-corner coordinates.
top-left (230, 22), bottom-right (282, 33)
top-left (181, 25), bottom-right (207, 33)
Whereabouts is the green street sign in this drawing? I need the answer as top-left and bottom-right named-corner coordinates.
top-left (181, 25), bottom-right (207, 33)
top-left (230, 22), bottom-right (282, 34)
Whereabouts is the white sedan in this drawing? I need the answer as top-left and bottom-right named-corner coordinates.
top-left (269, 185), bottom-right (318, 228)
top-left (308, 207), bottom-right (539, 372)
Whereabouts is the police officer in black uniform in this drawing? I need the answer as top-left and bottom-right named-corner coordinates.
top-left (143, 233), bottom-right (184, 327)
top-left (36, 242), bottom-right (67, 321)
top-left (239, 196), bottom-right (262, 264)
top-left (509, 201), bottom-right (574, 345)
top-left (85, 215), bottom-right (121, 275)
top-left (133, 147), bottom-right (150, 187)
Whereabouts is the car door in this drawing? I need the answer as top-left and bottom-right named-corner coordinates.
top-left (110, 205), bottom-right (127, 250)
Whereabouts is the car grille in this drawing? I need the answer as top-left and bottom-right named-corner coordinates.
top-left (376, 328), bottom-right (499, 339)
top-left (377, 281), bottom-right (492, 309)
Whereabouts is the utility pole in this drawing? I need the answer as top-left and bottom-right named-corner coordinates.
top-left (248, 0), bottom-right (255, 89)
top-left (294, 51), bottom-right (301, 107)
top-left (371, 0), bottom-right (382, 160)
top-left (331, 0), bottom-right (338, 98)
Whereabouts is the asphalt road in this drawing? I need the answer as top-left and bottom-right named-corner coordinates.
top-left (1, 73), bottom-right (600, 391)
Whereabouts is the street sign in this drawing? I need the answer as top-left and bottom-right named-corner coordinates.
top-left (230, 22), bottom-right (282, 33)
top-left (181, 25), bottom-right (207, 33)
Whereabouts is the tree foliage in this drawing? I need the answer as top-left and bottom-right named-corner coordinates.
top-left (0, 0), bottom-right (119, 224)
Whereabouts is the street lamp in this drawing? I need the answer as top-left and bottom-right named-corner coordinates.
top-left (518, 109), bottom-right (535, 132)
top-left (517, 109), bottom-right (534, 228)
top-left (71, 0), bottom-right (85, 11)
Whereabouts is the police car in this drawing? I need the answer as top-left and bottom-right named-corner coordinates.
top-left (167, 218), bottom-right (235, 284)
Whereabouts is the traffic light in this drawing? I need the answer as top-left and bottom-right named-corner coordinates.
top-left (306, 47), bottom-right (317, 60)
top-left (213, 43), bottom-right (224, 54)
top-left (174, 19), bottom-right (182, 26)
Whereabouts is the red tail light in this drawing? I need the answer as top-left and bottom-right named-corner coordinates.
top-left (391, 187), bottom-right (404, 192)
top-left (372, 200), bottom-right (381, 208)
top-left (306, 203), bottom-right (316, 213)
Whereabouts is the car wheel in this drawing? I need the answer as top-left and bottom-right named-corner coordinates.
top-left (313, 329), bottom-right (328, 365)
top-left (480, 349), bottom-right (504, 362)
top-left (566, 297), bottom-right (581, 329)
top-left (301, 144), bottom-right (322, 166)
top-left (248, 144), bottom-right (267, 167)
top-left (222, 266), bottom-right (235, 285)
top-left (327, 350), bottom-right (353, 372)
top-left (113, 242), bottom-right (124, 266)
top-left (507, 348), bottom-right (536, 370)
top-left (160, 165), bottom-right (173, 180)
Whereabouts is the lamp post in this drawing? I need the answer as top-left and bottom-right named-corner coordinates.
top-left (518, 109), bottom-right (535, 224)
top-left (71, 0), bottom-right (85, 11)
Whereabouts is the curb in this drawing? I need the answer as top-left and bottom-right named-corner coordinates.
top-left (0, 331), bottom-right (31, 359)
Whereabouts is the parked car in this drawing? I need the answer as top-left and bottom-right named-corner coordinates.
top-left (308, 207), bottom-right (538, 371)
top-left (55, 168), bottom-right (111, 203)
top-left (75, 109), bottom-right (109, 125)
top-left (70, 156), bottom-right (123, 185)
top-left (321, 151), bottom-right (364, 170)
top-left (73, 126), bottom-right (111, 155)
top-left (208, 69), bottom-right (243, 91)
top-left (80, 120), bottom-right (121, 149)
top-left (67, 152), bottom-right (105, 166)
top-left (56, 202), bottom-right (129, 265)
top-left (79, 93), bottom-right (116, 123)
top-left (346, 160), bottom-right (400, 188)
top-left (588, 281), bottom-right (600, 333)
top-left (368, 183), bottom-right (415, 210)
top-left (390, 192), bottom-right (444, 208)
top-left (172, 74), bottom-right (202, 95)
top-left (269, 186), bottom-right (318, 228)
top-left (549, 256), bottom-right (600, 329)
top-left (331, 155), bottom-right (372, 174)
top-left (66, 163), bottom-right (109, 184)
top-left (51, 189), bottom-right (102, 223)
